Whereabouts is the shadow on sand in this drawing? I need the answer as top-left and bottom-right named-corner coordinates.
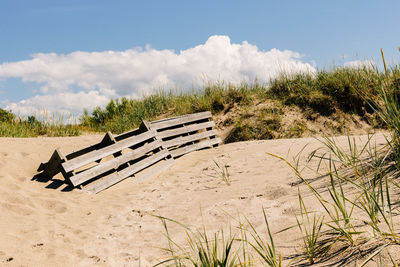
top-left (31, 172), bottom-right (74, 192)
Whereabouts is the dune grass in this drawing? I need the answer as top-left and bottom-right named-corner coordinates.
top-left (79, 65), bottom-right (399, 141)
top-left (273, 59), bottom-right (400, 264)
top-left (83, 66), bottom-right (398, 135)
top-left (2, 56), bottom-right (399, 263)
top-left (296, 189), bottom-right (326, 264)
top-left (213, 160), bottom-right (231, 186)
top-left (0, 109), bottom-right (81, 137)
top-left (2, 65), bottom-right (400, 137)
top-left (154, 58), bottom-right (400, 265)
top-left (155, 216), bottom-right (244, 267)
top-left (80, 82), bottom-right (260, 134)
top-left (155, 209), bottom-right (282, 267)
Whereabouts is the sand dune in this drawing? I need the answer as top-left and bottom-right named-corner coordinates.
top-left (0, 133), bottom-right (392, 266)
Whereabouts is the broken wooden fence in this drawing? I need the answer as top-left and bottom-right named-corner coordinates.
top-left (39, 129), bottom-right (172, 193)
top-left (38, 111), bottom-right (219, 193)
top-left (142, 111), bottom-right (221, 158)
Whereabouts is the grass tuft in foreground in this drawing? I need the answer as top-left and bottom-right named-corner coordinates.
top-left (155, 216), bottom-right (244, 267)
top-left (155, 209), bottom-right (284, 267)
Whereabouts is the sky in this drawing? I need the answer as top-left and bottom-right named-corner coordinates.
top-left (0, 0), bottom-right (399, 117)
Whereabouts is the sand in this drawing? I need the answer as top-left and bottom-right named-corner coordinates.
top-left (0, 133), bottom-right (394, 266)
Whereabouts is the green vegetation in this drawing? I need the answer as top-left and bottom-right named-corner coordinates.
top-left (156, 210), bottom-right (282, 267)
top-left (80, 65), bottom-right (399, 139)
top-left (2, 56), bottom-right (398, 263)
top-left (225, 106), bottom-right (283, 142)
top-left (156, 217), bottom-right (242, 267)
top-left (270, 60), bottom-right (400, 265)
top-left (0, 108), bottom-right (80, 137)
top-left (0, 108), bottom-right (15, 123)
top-left (268, 67), bottom-right (384, 116)
top-left (80, 84), bottom-right (258, 133)
top-left (213, 160), bottom-right (231, 186)
top-left (296, 189), bottom-right (326, 264)
top-left (154, 59), bottom-right (400, 265)
top-left (1, 65), bottom-right (399, 138)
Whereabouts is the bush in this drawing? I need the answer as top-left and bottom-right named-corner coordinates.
top-left (225, 109), bottom-right (282, 143)
top-left (0, 108), bottom-right (15, 122)
top-left (268, 67), bottom-right (390, 116)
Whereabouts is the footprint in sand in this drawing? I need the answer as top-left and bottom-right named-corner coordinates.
top-left (0, 202), bottom-right (34, 216)
top-left (6, 183), bottom-right (20, 191)
top-left (16, 176), bottom-right (26, 182)
top-left (19, 152), bottom-right (29, 157)
top-left (88, 255), bottom-right (101, 263)
top-left (32, 243), bottom-right (44, 249)
top-left (281, 206), bottom-right (298, 216)
top-left (264, 185), bottom-right (288, 200)
top-left (37, 199), bottom-right (68, 213)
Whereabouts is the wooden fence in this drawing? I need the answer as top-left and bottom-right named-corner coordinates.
top-left (37, 111), bottom-right (220, 193)
top-left (38, 131), bottom-right (118, 183)
top-left (142, 111), bottom-right (221, 158)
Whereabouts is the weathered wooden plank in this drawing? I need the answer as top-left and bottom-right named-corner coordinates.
top-left (69, 140), bottom-right (162, 186)
top-left (65, 143), bottom-right (100, 160)
top-left (37, 162), bottom-right (48, 172)
top-left (133, 158), bottom-right (174, 183)
top-left (81, 171), bottom-right (122, 194)
top-left (83, 149), bottom-right (170, 194)
top-left (41, 148), bottom-right (65, 178)
top-left (170, 138), bottom-right (221, 158)
top-left (148, 111), bottom-right (211, 130)
top-left (157, 121), bottom-right (215, 139)
top-left (114, 127), bottom-right (145, 142)
top-left (140, 120), bottom-right (151, 131)
top-left (118, 149), bottom-right (170, 178)
top-left (65, 132), bottom-right (114, 160)
top-left (149, 111), bottom-right (211, 124)
top-left (62, 130), bottom-right (155, 173)
top-left (164, 129), bottom-right (218, 148)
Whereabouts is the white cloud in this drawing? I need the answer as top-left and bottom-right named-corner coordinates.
top-left (5, 90), bottom-right (110, 117)
top-left (343, 59), bottom-right (376, 69)
top-left (0, 35), bottom-right (316, 116)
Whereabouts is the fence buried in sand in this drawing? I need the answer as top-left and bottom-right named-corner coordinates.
top-left (37, 111), bottom-right (221, 193)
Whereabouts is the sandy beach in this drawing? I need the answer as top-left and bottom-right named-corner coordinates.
top-left (0, 133), bottom-right (393, 266)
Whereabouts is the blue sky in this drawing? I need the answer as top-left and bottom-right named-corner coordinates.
top-left (0, 1), bottom-right (399, 116)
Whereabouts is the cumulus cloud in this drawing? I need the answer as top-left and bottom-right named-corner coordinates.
top-left (4, 91), bottom-right (110, 117)
top-left (0, 35), bottom-right (316, 116)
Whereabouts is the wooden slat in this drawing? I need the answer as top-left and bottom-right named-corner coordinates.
top-left (37, 148), bottom-right (75, 183)
top-left (164, 129), bottom-right (218, 148)
top-left (40, 148), bottom-right (65, 178)
top-left (114, 127), bottom-right (144, 142)
top-left (69, 140), bottom-right (162, 186)
top-left (149, 111), bottom-right (211, 124)
top-left (133, 158), bottom-right (174, 183)
top-left (82, 171), bottom-right (122, 194)
top-left (66, 132), bottom-right (114, 160)
top-left (62, 130), bottom-right (155, 173)
top-left (83, 149), bottom-right (170, 194)
top-left (118, 149), bottom-right (170, 178)
top-left (157, 121), bottom-right (215, 139)
top-left (37, 162), bottom-right (48, 172)
top-left (65, 143), bottom-right (100, 160)
top-left (170, 138), bottom-right (221, 158)
top-left (149, 111), bottom-right (211, 130)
